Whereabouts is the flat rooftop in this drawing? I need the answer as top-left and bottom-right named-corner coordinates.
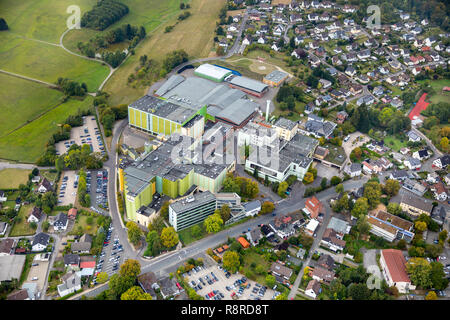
top-left (264, 70), bottom-right (288, 83)
top-left (0, 255), bottom-right (26, 282)
top-left (169, 191), bottom-right (216, 213)
top-left (229, 75), bottom-right (268, 93)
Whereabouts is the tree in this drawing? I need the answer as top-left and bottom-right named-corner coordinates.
top-left (121, 286), bottom-right (152, 300)
top-left (330, 176), bottom-right (342, 186)
top-left (160, 227), bottom-right (179, 248)
top-left (440, 137), bottom-right (449, 152)
top-left (387, 202), bottom-right (402, 216)
top-left (30, 222), bottom-right (37, 230)
top-left (97, 272), bottom-right (108, 284)
top-left (363, 181), bottom-right (382, 209)
top-left (438, 230), bottom-right (448, 243)
top-left (302, 172), bottom-right (314, 185)
top-left (265, 275), bottom-right (276, 288)
top-left (406, 258), bottom-right (432, 289)
top-left (348, 283), bottom-right (371, 300)
top-left (260, 201), bottom-right (275, 215)
top-left (0, 18), bottom-right (7, 31)
top-left (126, 221), bottom-right (142, 246)
top-left (335, 183), bottom-right (344, 194)
top-left (145, 230), bottom-right (161, 256)
top-left (430, 261), bottom-right (449, 290)
top-left (415, 221), bottom-right (427, 233)
top-left (223, 251), bottom-right (240, 273)
top-left (425, 291), bottom-right (437, 300)
top-left (191, 225), bottom-right (202, 238)
top-left (277, 181), bottom-right (289, 196)
top-left (356, 216), bottom-right (371, 237)
top-left (219, 205), bottom-right (231, 222)
top-left (351, 197), bottom-right (369, 217)
top-left (120, 259), bottom-right (141, 279)
top-left (321, 178), bottom-right (328, 190)
top-left (383, 179), bottom-right (400, 197)
top-left (204, 213), bottom-right (223, 233)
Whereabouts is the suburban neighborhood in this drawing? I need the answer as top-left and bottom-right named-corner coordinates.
top-left (0, 0), bottom-right (449, 305)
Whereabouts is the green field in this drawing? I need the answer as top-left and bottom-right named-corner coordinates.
top-left (0, 96), bottom-right (93, 163)
top-left (419, 79), bottom-right (450, 104)
top-left (0, 168), bottom-right (32, 189)
top-left (9, 205), bottom-right (36, 237)
top-left (384, 135), bottom-right (408, 152)
top-left (0, 73), bottom-right (64, 136)
top-left (0, 33), bottom-right (110, 92)
top-left (103, 0), bottom-right (225, 106)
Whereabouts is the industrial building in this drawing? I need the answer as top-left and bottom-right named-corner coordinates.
top-left (168, 191), bottom-right (217, 231)
top-left (263, 70), bottom-right (289, 87)
top-left (194, 63), bottom-right (232, 82)
top-left (122, 133), bottom-right (235, 223)
top-left (128, 95), bottom-right (205, 139)
top-left (245, 133), bottom-right (319, 183)
top-left (228, 75), bottom-right (269, 97)
top-left (154, 74), bottom-right (258, 128)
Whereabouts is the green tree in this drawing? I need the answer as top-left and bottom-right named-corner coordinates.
top-left (415, 221), bottom-right (427, 233)
top-left (363, 181), bottom-right (382, 209)
top-left (330, 176), bottom-right (342, 186)
top-left (351, 197), bottom-right (369, 217)
top-left (430, 261), bottom-right (449, 290)
top-left (97, 272), bottom-right (108, 284)
top-left (260, 201), bottom-right (275, 215)
top-left (126, 221), bottom-right (142, 246)
top-left (191, 225), bottom-right (202, 238)
top-left (219, 205), bottom-right (231, 222)
top-left (160, 227), bottom-right (179, 248)
top-left (384, 179), bottom-right (400, 197)
top-left (265, 275), bottom-right (276, 288)
top-left (204, 213), bottom-right (223, 233)
top-left (145, 230), bottom-right (161, 256)
top-left (335, 183), bottom-right (344, 194)
top-left (223, 251), bottom-right (240, 273)
top-left (425, 291), bottom-right (437, 300)
top-left (277, 181), bottom-right (289, 197)
top-left (406, 258), bottom-right (432, 289)
top-left (121, 286), bottom-right (152, 300)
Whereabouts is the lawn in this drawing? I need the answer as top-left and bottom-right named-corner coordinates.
top-left (9, 205), bottom-right (36, 237)
top-left (103, 0), bottom-right (226, 106)
top-left (384, 135), bottom-right (408, 152)
top-left (0, 73), bottom-right (65, 136)
top-left (0, 33), bottom-right (110, 92)
top-left (69, 214), bottom-right (99, 235)
top-left (0, 96), bottom-right (93, 163)
top-left (0, 169), bottom-right (32, 189)
top-left (241, 249), bottom-right (272, 285)
top-left (418, 79), bottom-right (450, 105)
top-left (178, 222), bottom-right (207, 246)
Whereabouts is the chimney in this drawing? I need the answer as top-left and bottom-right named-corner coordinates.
top-left (265, 100), bottom-right (270, 122)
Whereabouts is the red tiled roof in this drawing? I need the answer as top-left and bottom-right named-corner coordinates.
top-left (409, 93), bottom-right (429, 120)
top-left (237, 237), bottom-right (250, 248)
top-left (305, 196), bottom-right (323, 218)
top-left (382, 249), bottom-right (410, 283)
top-left (80, 261), bottom-right (96, 269)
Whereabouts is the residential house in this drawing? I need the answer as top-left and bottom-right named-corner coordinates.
top-left (402, 178), bottom-right (426, 196)
top-left (404, 157), bottom-right (421, 170)
top-left (406, 131), bottom-right (421, 143)
top-left (303, 196), bottom-right (324, 219)
top-left (270, 262), bottom-right (293, 282)
top-left (26, 207), bottom-right (42, 224)
top-left (71, 234), bottom-right (92, 254)
top-left (53, 212), bottom-right (68, 232)
top-left (389, 170), bottom-right (409, 181)
top-left (311, 266), bottom-right (335, 283)
top-left (305, 279), bottom-right (321, 299)
top-left (430, 182), bottom-right (448, 202)
top-left (345, 163), bottom-right (362, 177)
top-left (246, 228), bottom-right (263, 246)
top-left (0, 238), bottom-right (15, 256)
top-left (0, 191), bottom-right (7, 202)
top-left (336, 111), bottom-right (348, 124)
top-left (400, 194), bottom-right (433, 217)
top-left (412, 149), bottom-right (430, 161)
top-left (64, 254), bottom-right (80, 268)
top-left (158, 276), bottom-right (184, 299)
top-left (57, 271), bottom-right (81, 297)
top-left (317, 254), bottom-right (335, 271)
top-left (37, 178), bottom-right (53, 193)
top-left (137, 272), bottom-right (158, 300)
top-left (32, 233), bottom-right (50, 252)
top-left (432, 155), bottom-right (450, 170)
top-left (431, 206), bottom-right (447, 226)
top-left (321, 228), bottom-right (346, 252)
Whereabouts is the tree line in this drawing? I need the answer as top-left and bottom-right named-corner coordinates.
top-left (81, 0), bottom-right (129, 31)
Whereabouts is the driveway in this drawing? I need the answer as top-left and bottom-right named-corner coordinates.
top-left (341, 132), bottom-right (370, 158)
top-left (362, 249), bottom-right (383, 288)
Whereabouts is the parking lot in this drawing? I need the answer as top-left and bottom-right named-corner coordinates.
top-left (57, 170), bottom-right (77, 206)
top-left (55, 116), bottom-right (106, 157)
top-left (26, 256), bottom-right (49, 295)
top-left (92, 225), bottom-right (124, 284)
top-left (185, 263), bottom-right (277, 301)
top-left (90, 169), bottom-right (109, 213)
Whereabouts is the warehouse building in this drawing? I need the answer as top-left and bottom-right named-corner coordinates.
top-left (263, 70), bottom-right (289, 87)
top-left (154, 74), bottom-right (258, 127)
top-left (228, 75), bottom-right (269, 97)
top-left (194, 63), bottom-right (232, 82)
top-left (122, 134), bottom-right (234, 223)
top-left (128, 95), bottom-right (205, 139)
